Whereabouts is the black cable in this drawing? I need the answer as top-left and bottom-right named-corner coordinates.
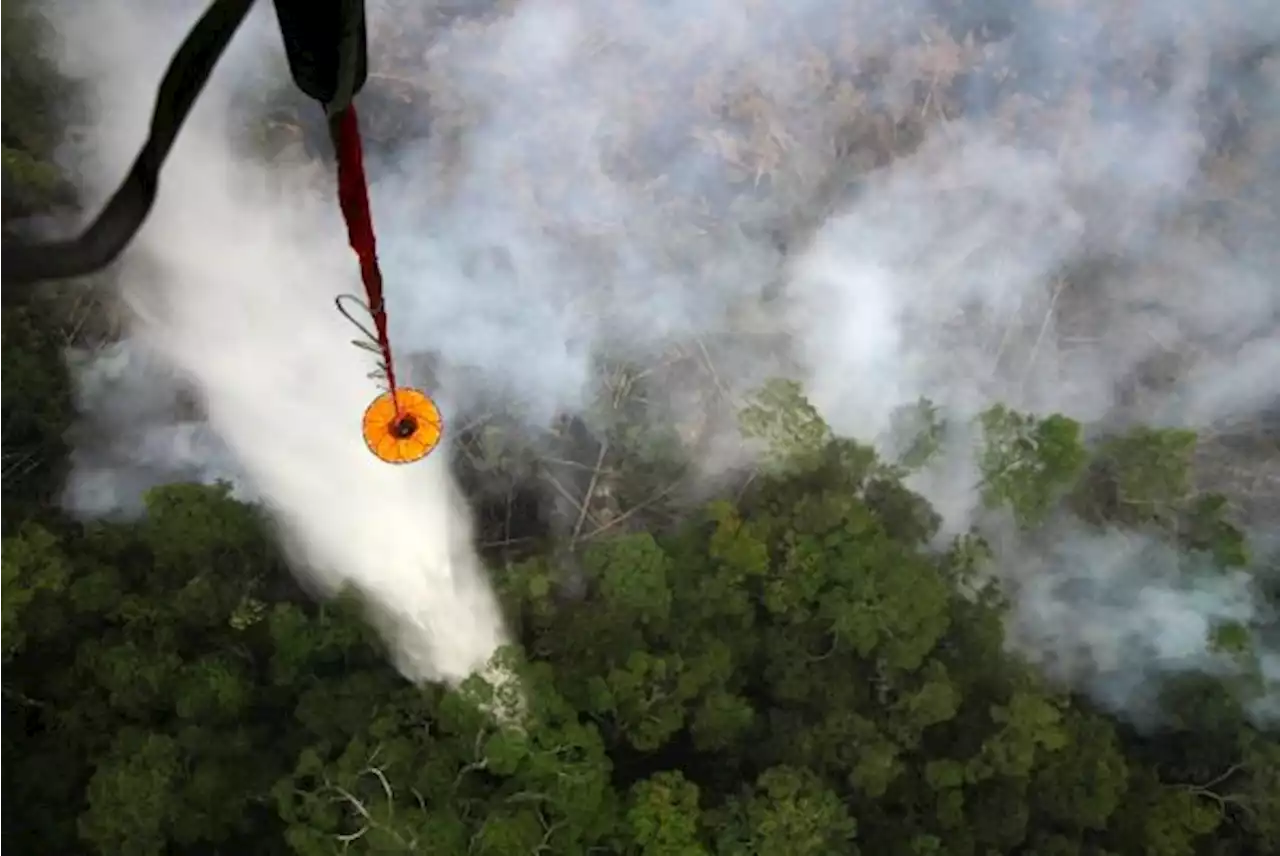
top-left (1, 0), bottom-right (256, 285)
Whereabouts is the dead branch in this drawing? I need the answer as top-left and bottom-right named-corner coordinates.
top-left (453, 727), bottom-right (493, 790)
top-left (696, 337), bottom-right (731, 403)
top-left (541, 470), bottom-right (604, 531)
top-left (1021, 277), bottom-right (1065, 391)
top-left (571, 439), bottom-right (610, 545)
top-left (582, 475), bottom-right (687, 541)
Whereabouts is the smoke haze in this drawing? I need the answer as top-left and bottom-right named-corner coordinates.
top-left (47, 0), bottom-right (1279, 714)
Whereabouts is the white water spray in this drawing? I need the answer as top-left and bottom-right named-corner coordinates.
top-left (53, 2), bottom-right (509, 685)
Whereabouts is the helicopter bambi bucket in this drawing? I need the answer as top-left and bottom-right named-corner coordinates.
top-left (329, 102), bottom-right (444, 465)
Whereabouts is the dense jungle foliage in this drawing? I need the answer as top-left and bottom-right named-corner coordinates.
top-left (4, 2), bottom-right (1279, 855)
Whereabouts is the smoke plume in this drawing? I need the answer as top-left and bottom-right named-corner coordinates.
top-left (49, 0), bottom-right (1279, 714)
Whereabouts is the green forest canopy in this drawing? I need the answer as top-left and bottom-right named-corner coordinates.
top-left (4, 3), bottom-right (1279, 855)
top-left (5, 356), bottom-right (1280, 855)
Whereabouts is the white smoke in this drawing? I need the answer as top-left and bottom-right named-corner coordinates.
top-left (50, 0), bottom-right (1279, 714)
top-left (1001, 527), bottom-right (1276, 726)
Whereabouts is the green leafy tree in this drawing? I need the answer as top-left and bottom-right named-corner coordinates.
top-left (711, 766), bottom-right (858, 856)
top-left (624, 771), bottom-right (709, 856)
top-left (740, 378), bottom-right (833, 469)
top-left (889, 397), bottom-right (948, 472)
top-left (978, 405), bottom-right (1088, 527)
top-left (1, 0), bottom-right (76, 215)
top-left (1, 523), bottom-right (72, 660)
top-left (1, 300), bottom-right (76, 521)
top-left (1072, 427), bottom-right (1198, 528)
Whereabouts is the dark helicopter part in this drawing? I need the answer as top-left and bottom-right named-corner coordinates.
top-left (0, 0), bottom-right (369, 286)
top-left (272, 0), bottom-right (368, 109)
